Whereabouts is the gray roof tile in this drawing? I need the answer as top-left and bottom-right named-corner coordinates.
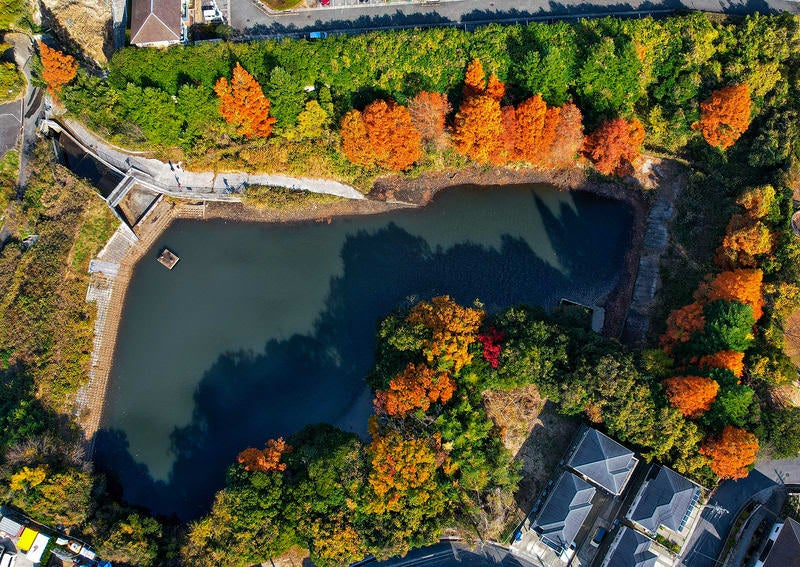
top-left (568, 428), bottom-right (637, 495)
top-left (763, 518), bottom-right (800, 567)
top-left (604, 527), bottom-right (659, 567)
top-left (629, 466), bottom-right (699, 533)
top-left (532, 472), bottom-right (595, 552)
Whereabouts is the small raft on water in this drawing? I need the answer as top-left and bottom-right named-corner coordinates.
top-left (157, 248), bottom-right (180, 270)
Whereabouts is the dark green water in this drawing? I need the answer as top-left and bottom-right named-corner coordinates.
top-left (94, 184), bottom-right (633, 520)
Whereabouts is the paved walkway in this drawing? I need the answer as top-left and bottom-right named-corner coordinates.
top-left (230, 0), bottom-right (800, 36)
top-left (59, 118), bottom-right (366, 201)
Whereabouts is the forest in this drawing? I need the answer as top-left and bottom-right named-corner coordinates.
top-left (52, 13), bottom-right (799, 187)
top-left (0, 11), bottom-right (798, 567)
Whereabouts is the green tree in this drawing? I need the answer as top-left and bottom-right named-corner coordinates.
top-left (267, 66), bottom-right (306, 132)
top-left (576, 37), bottom-right (643, 117)
top-left (695, 300), bottom-right (755, 353)
top-left (96, 513), bottom-right (162, 567)
top-left (766, 407), bottom-right (800, 458)
top-left (290, 100), bottom-right (330, 140)
top-left (513, 45), bottom-right (575, 105)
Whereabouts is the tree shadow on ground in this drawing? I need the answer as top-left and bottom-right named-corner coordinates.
top-left (94, 190), bottom-right (632, 520)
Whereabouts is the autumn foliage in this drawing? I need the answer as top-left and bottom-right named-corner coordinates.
top-left (340, 99), bottom-right (422, 171)
top-left (692, 84), bottom-right (751, 149)
top-left (38, 41), bottom-right (78, 96)
top-left (408, 91), bottom-right (451, 148)
top-left (374, 363), bottom-right (456, 416)
top-left (700, 425), bottom-right (759, 479)
top-left (407, 296), bottom-right (484, 373)
top-left (214, 62), bottom-right (276, 138)
top-left (663, 375), bottom-right (720, 418)
top-left (697, 350), bottom-right (745, 378)
top-left (660, 302), bottom-right (706, 350)
top-left (478, 327), bottom-right (504, 369)
top-left (365, 431), bottom-right (440, 514)
top-left (547, 102), bottom-right (585, 167)
top-left (582, 118), bottom-right (645, 177)
top-left (452, 60), bottom-right (506, 164)
top-left (237, 437), bottom-right (291, 473)
top-left (717, 216), bottom-right (773, 268)
top-left (703, 269), bottom-right (764, 321)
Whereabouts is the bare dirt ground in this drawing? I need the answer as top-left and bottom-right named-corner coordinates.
top-left (40, 0), bottom-right (112, 65)
top-left (483, 385), bottom-right (579, 513)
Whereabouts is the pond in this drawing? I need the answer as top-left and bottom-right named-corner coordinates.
top-left (94, 184), bottom-right (633, 520)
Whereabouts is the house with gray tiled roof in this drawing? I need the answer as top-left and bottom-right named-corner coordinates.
top-left (756, 517), bottom-right (800, 567)
top-left (626, 465), bottom-right (701, 539)
top-left (130, 0), bottom-right (181, 47)
top-left (567, 426), bottom-right (638, 496)
top-left (601, 527), bottom-right (675, 567)
top-left (531, 471), bottom-right (596, 555)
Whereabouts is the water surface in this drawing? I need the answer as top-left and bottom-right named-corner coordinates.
top-left (94, 184), bottom-right (633, 519)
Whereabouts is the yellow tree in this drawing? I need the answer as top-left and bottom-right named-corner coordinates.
top-left (407, 296), bottom-right (484, 373)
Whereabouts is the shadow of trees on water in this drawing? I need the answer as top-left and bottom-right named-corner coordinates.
top-left (94, 193), bottom-right (632, 520)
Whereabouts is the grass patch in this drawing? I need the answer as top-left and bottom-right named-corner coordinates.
top-left (260, 0), bottom-right (303, 10)
top-left (0, 61), bottom-right (24, 103)
top-left (68, 195), bottom-right (118, 272)
top-left (0, 149), bottom-right (18, 217)
top-left (241, 185), bottom-right (343, 210)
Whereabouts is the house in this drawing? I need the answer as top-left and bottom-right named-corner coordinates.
top-left (600, 526), bottom-right (675, 567)
top-left (130, 0), bottom-right (181, 47)
top-left (530, 471), bottom-right (596, 556)
top-left (626, 465), bottom-right (701, 545)
top-left (755, 517), bottom-right (800, 567)
top-left (567, 426), bottom-right (638, 496)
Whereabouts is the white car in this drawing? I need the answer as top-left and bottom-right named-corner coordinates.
top-left (202, 4), bottom-right (223, 22)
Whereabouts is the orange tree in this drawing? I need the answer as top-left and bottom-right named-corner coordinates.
top-left (699, 425), bottom-right (759, 479)
top-left (702, 269), bottom-right (764, 320)
top-left (452, 59), bottom-right (507, 164)
top-left (374, 363), bottom-right (455, 416)
top-left (38, 41), bottom-right (77, 96)
top-left (692, 84), bottom-right (751, 149)
top-left (697, 351), bottom-right (745, 378)
top-left (340, 99), bottom-right (422, 171)
top-left (214, 62), bottom-right (276, 138)
top-left (663, 376), bottom-right (720, 418)
top-left (546, 102), bottom-right (584, 167)
top-left (582, 117), bottom-right (645, 176)
top-left (237, 437), bottom-right (292, 473)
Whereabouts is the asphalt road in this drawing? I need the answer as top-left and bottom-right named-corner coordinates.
top-left (230, 0), bottom-right (800, 36)
top-left (0, 100), bottom-right (22, 156)
top-left (680, 469), bottom-right (778, 567)
top-left (369, 541), bottom-right (541, 567)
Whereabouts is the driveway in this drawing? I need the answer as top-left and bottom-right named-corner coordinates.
top-left (0, 99), bottom-right (22, 156)
top-left (229, 0), bottom-right (800, 36)
top-left (680, 469), bottom-right (778, 567)
top-left (370, 540), bottom-right (543, 567)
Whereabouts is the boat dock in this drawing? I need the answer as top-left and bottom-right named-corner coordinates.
top-left (157, 248), bottom-right (180, 269)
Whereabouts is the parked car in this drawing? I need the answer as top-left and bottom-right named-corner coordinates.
top-left (320, 0), bottom-right (330, 6)
top-left (590, 526), bottom-right (607, 547)
top-left (202, 4), bottom-right (223, 22)
top-left (309, 31), bottom-right (328, 39)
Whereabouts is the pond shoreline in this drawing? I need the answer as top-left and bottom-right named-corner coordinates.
top-left (370, 165), bottom-right (651, 339)
top-left (80, 166), bottom-right (651, 456)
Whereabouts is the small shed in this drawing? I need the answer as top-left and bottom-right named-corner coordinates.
top-left (157, 248), bottom-right (180, 269)
top-left (17, 527), bottom-right (37, 552)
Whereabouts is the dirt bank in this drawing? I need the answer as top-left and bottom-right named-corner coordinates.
top-left (370, 165), bottom-right (651, 340)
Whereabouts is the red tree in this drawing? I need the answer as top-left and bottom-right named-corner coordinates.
top-left (478, 327), bottom-right (504, 369)
top-left (214, 62), bottom-right (276, 138)
top-left (582, 118), bottom-right (645, 176)
top-left (700, 425), bottom-right (759, 479)
top-left (692, 84), bottom-right (751, 149)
